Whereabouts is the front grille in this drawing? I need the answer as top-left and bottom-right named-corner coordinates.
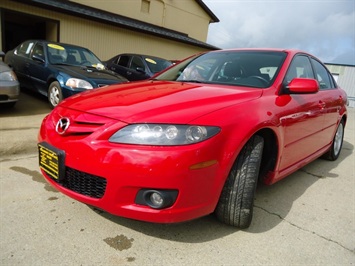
top-left (50, 108), bottom-right (110, 136)
top-left (58, 167), bottom-right (107, 199)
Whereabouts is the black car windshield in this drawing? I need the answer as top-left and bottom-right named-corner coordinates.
top-left (46, 43), bottom-right (105, 69)
top-left (143, 56), bottom-right (173, 74)
top-left (155, 51), bottom-right (287, 88)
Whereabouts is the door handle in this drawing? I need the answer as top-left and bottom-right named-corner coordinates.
top-left (318, 101), bottom-right (326, 109)
top-left (338, 95), bottom-right (343, 104)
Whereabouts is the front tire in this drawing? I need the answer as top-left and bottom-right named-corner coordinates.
top-left (215, 135), bottom-right (264, 228)
top-left (48, 81), bottom-right (63, 109)
top-left (322, 120), bottom-right (345, 161)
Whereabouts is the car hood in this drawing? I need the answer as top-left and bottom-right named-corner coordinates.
top-left (53, 65), bottom-right (124, 81)
top-left (60, 80), bottom-right (262, 124)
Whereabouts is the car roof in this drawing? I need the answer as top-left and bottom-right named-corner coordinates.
top-left (208, 48), bottom-right (309, 56)
top-left (116, 53), bottom-right (171, 60)
top-left (22, 40), bottom-right (88, 50)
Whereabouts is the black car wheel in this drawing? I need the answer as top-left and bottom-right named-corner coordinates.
top-left (1, 102), bottom-right (16, 108)
top-left (48, 81), bottom-right (63, 109)
top-left (322, 120), bottom-right (345, 161)
top-left (215, 135), bottom-right (264, 228)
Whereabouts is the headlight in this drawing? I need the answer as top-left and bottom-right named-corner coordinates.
top-left (109, 124), bottom-right (220, 145)
top-left (0, 70), bottom-right (18, 81)
top-left (65, 78), bottom-right (93, 89)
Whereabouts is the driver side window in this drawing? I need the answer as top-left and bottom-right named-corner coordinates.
top-left (285, 55), bottom-right (313, 84)
top-left (130, 56), bottom-right (145, 70)
top-left (32, 43), bottom-right (44, 58)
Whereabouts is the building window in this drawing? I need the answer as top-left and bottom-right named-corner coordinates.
top-left (141, 0), bottom-right (150, 13)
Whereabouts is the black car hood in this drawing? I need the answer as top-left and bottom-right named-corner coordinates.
top-left (53, 64), bottom-right (126, 81)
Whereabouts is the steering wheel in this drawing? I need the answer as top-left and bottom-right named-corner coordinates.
top-left (248, 75), bottom-right (269, 86)
top-left (80, 60), bottom-right (91, 66)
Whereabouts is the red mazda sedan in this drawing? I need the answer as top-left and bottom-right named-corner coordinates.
top-left (38, 49), bottom-right (347, 228)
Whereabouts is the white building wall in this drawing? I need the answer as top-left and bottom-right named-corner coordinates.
top-left (326, 64), bottom-right (355, 108)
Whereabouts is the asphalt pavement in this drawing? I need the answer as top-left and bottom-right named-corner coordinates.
top-left (1, 90), bottom-right (354, 265)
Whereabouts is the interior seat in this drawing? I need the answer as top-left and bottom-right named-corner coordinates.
top-left (219, 61), bottom-right (244, 82)
top-left (66, 54), bottom-right (77, 64)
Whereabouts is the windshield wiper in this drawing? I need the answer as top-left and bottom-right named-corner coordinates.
top-left (179, 79), bottom-right (204, 83)
top-left (52, 62), bottom-right (72, 66)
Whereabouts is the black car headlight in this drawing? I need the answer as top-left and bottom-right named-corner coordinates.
top-left (109, 124), bottom-right (220, 145)
top-left (65, 78), bottom-right (93, 89)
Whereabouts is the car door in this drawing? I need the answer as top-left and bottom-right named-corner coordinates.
top-left (10, 40), bottom-right (35, 89)
top-left (127, 55), bottom-right (151, 81)
top-left (107, 55), bottom-right (130, 78)
top-left (27, 42), bottom-right (52, 95)
top-left (310, 57), bottom-right (344, 144)
top-left (278, 55), bottom-right (326, 171)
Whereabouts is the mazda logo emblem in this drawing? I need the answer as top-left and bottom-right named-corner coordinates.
top-left (56, 117), bottom-right (70, 135)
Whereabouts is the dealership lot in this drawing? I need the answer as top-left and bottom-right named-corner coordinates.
top-left (1, 91), bottom-right (354, 265)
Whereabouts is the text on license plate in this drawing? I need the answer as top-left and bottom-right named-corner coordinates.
top-left (38, 142), bottom-right (65, 180)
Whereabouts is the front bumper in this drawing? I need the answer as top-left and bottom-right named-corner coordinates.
top-left (38, 111), bottom-right (228, 223)
top-left (0, 81), bottom-right (20, 103)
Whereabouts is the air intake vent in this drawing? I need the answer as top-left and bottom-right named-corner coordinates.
top-left (54, 167), bottom-right (107, 199)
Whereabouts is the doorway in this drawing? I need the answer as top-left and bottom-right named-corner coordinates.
top-left (1, 9), bottom-right (59, 52)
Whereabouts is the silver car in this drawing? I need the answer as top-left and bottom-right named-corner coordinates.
top-left (0, 51), bottom-right (20, 108)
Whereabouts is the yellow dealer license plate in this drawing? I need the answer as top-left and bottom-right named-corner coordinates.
top-left (38, 142), bottom-right (65, 181)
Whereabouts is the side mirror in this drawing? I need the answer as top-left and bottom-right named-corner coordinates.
top-left (136, 67), bottom-right (146, 73)
top-left (32, 54), bottom-right (45, 63)
top-left (286, 78), bottom-right (319, 94)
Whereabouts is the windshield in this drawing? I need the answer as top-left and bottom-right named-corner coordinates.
top-left (143, 56), bottom-right (173, 74)
top-left (155, 51), bottom-right (287, 88)
top-left (46, 43), bottom-right (105, 69)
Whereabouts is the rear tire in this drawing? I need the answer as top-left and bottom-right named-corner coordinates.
top-left (322, 120), bottom-right (344, 161)
top-left (48, 81), bottom-right (63, 109)
top-left (215, 135), bottom-right (264, 228)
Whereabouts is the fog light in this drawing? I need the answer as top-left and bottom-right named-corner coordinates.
top-left (135, 189), bottom-right (178, 209)
top-left (150, 192), bottom-right (164, 208)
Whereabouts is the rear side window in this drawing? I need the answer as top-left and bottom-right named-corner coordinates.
top-left (117, 56), bottom-right (130, 67)
top-left (16, 41), bottom-right (35, 57)
top-left (311, 58), bottom-right (335, 90)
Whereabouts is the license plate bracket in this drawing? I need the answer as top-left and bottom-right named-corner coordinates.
top-left (38, 142), bottom-right (65, 181)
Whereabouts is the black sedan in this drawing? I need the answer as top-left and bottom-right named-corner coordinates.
top-left (5, 40), bottom-right (128, 108)
top-left (104, 53), bottom-right (172, 81)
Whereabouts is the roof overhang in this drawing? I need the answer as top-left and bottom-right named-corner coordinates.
top-left (196, 0), bottom-right (220, 23)
top-left (11, 0), bottom-right (220, 50)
